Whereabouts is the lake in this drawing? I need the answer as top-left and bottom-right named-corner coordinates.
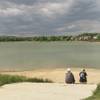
top-left (0, 41), bottom-right (100, 70)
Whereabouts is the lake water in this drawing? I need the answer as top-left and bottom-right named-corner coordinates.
top-left (0, 41), bottom-right (100, 70)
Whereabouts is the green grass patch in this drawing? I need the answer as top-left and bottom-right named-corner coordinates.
top-left (0, 74), bottom-right (53, 86)
top-left (84, 84), bottom-right (100, 100)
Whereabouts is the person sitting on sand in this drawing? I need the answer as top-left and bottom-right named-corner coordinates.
top-left (79, 69), bottom-right (87, 83)
top-left (65, 68), bottom-right (75, 84)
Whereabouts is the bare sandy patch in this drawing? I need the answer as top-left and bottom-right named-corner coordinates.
top-left (0, 83), bottom-right (97, 100)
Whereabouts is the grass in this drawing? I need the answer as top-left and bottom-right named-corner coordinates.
top-left (0, 74), bottom-right (53, 86)
top-left (84, 84), bottom-right (100, 100)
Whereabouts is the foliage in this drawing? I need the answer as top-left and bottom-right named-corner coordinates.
top-left (84, 84), bottom-right (100, 100)
top-left (0, 33), bottom-right (100, 42)
top-left (0, 74), bottom-right (53, 86)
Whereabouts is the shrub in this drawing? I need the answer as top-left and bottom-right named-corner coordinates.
top-left (0, 74), bottom-right (53, 86)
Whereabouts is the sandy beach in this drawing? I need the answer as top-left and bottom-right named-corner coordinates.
top-left (0, 68), bottom-right (100, 84)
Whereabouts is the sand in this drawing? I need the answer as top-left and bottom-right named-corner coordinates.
top-left (0, 68), bottom-right (100, 84)
top-left (0, 83), bottom-right (97, 100)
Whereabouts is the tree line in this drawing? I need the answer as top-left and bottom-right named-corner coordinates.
top-left (0, 36), bottom-right (73, 41)
top-left (0, 33), bottom-right (100, 42)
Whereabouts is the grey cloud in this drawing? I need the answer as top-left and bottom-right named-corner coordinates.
top-left (0, 0), bottom-right (100, 35)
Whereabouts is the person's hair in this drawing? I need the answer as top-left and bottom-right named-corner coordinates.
top-left (83, 69), bottom-right (85, 71)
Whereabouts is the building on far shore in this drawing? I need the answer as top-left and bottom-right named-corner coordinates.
top-left (93, 36), bottom-right (98, 40)
top-left (75, 33), bottom-right (99, 41)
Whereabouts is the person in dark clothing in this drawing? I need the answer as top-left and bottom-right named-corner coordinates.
top-left (79, 69), bottom-right (87, 83)
top-left (65, 68), bottom-right (75, 84)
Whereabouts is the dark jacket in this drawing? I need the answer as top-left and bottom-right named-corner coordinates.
top-left (65, 72), bottom-right (75, 84)
top-left (79, 71), bottom-right (87, 83)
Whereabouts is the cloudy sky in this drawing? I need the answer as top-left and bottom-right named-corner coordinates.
top-left (0, 0), bottom-right (100, 36)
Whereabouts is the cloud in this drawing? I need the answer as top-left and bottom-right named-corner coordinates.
top-left (39, 0), bottom-right (74, 18)
top-left (0, 0), bottom-right (100, 35)
top-left (0, 8), bottom-right (23, 16)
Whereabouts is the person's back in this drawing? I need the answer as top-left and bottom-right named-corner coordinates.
top-left (79, 69), bottom-right (87, 83)
top-left (65, 68), bottom-right (75, 84)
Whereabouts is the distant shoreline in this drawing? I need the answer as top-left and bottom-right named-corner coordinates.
top-left (0, 33), bottom-right (99, 42)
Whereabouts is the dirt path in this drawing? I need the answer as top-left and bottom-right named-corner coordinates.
top-left (0, 83), bottom-right (97, 100)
